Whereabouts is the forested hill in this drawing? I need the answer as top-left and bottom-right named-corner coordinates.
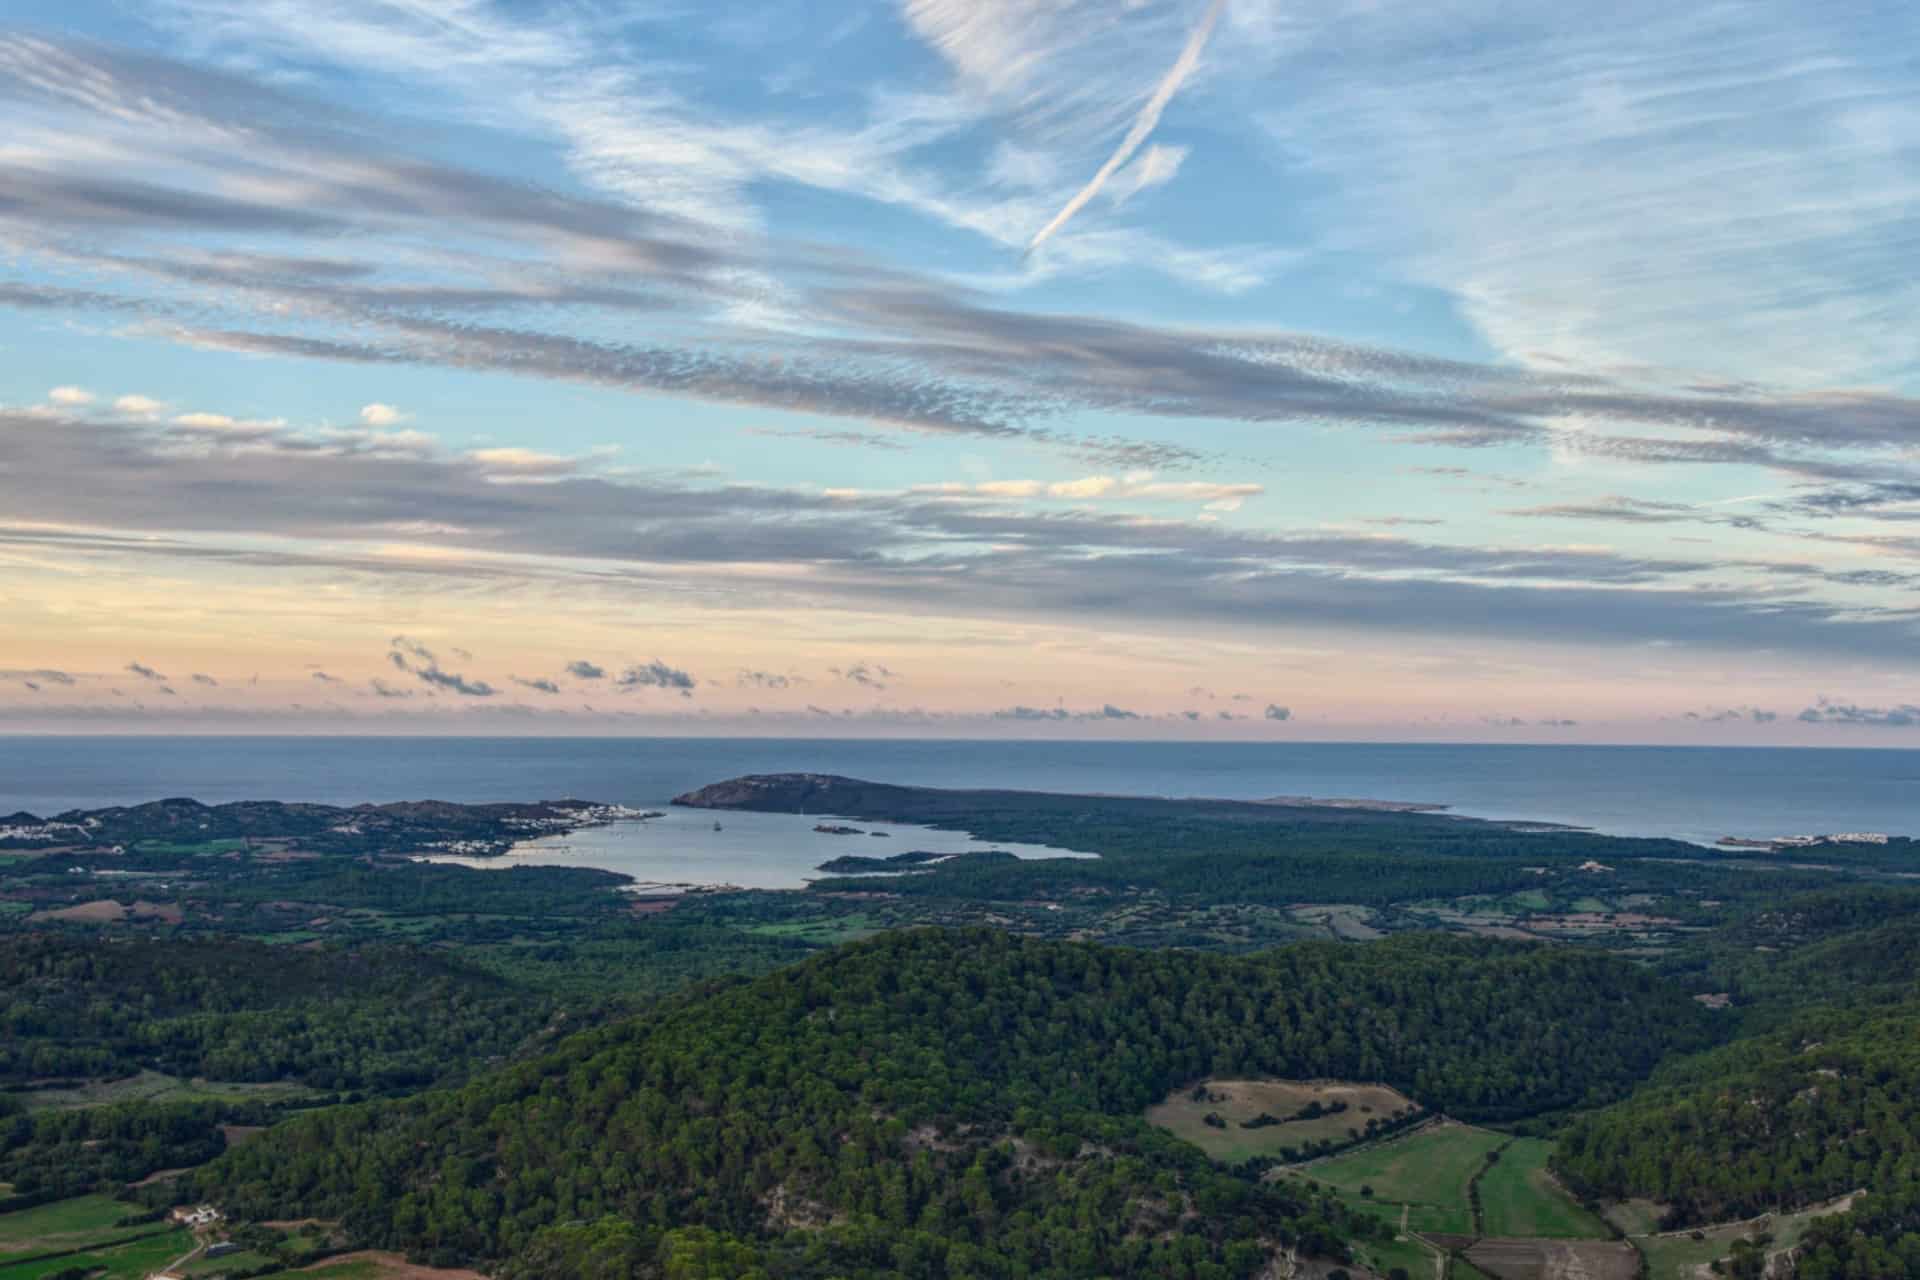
top-left (1551, 889), bottom-right (1920, 1271)
top-left (674, 774), bottom-right (1706, 908)
top-left (1655, 886), bottom-right (1920, 1024)
top-left (0, 933), bottom-right (532, 1088)
top-left (675, 771), bottom-right (1512, 832)
top-left (1556, 1002), bottom-right (1920, 1226)
top-left (671, 773), bottom-right (1480, 828)
top-left (200, 930), bottom-right (1714, 1278)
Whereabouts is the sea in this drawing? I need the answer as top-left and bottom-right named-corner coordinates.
top-left (2, 737), bottom-right (1914, 890)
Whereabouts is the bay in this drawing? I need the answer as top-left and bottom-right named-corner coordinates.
top-left (1, 737), bottom-right (1913, 889)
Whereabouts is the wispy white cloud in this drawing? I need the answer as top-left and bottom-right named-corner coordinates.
top-left (138, 0), bottom-right (1273, 292)
top-left (1025, 0), bottom-right (1224, 252)
top-left (1107, 143), bottom-right (1188, 206)
top-left (1253, 0), bottom-right (1920, 385)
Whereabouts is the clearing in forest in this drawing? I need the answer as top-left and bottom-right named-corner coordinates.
top-left (0, 1194), bottom-right (194, 1280)
top-left (0, 1195), bottom-right (162, 1260)
top-left (1476, 1138), bottom-right (1611, 1238)
top-left (1282, 1122), bottom-right (1505, 1236)
top-left (1146, 1079), bottom-right (1421, 1163)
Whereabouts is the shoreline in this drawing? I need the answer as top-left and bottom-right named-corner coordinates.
top-left (417, 801), bottom-right (1095, 894)
top-left (5, 741), bottom-right (1914, 848)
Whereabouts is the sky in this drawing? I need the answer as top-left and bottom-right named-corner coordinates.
top-left (1, 0), bottom-right (1918, 741)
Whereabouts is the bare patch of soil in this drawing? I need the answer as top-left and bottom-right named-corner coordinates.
top-left (1466, 1238), bottom-right (1640, 1280)
top-left (290, 1249), bottom-right (487, 1279)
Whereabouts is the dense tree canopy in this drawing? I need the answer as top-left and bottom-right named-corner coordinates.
top-left (0, 934), bottom-right (536, 1089)
top-left (1556, 1004), bottom-right (1920, 1227)
top-left (200, 929), bottom-right (1712, 1277)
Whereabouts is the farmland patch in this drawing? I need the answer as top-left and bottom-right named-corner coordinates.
top-left (1147, 1079), bottom-right (1423, 1163)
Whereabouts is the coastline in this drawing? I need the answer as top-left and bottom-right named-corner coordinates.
top-left (5, 738), bottom-right (1916, 851)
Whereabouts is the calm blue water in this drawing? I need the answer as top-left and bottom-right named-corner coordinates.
top-left (424, 806), bottom-right (1092, 891)
top-left (1, 738), bottom-right (1913, 848)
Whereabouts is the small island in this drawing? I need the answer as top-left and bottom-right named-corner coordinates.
top-left (814, 848), bottom-right (949, 874)
top-left (815, 848), bottom-right (1018, 874)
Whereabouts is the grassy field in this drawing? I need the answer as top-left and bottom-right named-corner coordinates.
top-left (1147, 1079), bottom-right (1420, 1163)
top-left (9, 1069), bottom-right (320, 1112)
top-left (0, 1197), bottom-right (402, 1280)
top-left (0, 1224), bottom-right (194, 1280)
top-left (1602, 1198), bottom-right (1666, 1236)
top-left (133, 838), bottom-right (250, 855)
top-left (1637, 1230), bottom-right (1740, 1280)
top-left (1347, 1231), bottom-right (1439, 1280)
top-left (1477, 1138), bottom-right (1611, 1238)
top-left (0, 1195), bottom-right (154, 1260)
top-left (745, 915), bottom-right (879, 945)
top-left (0, 1193), bottom-right (198, 1280)
top-left (1283, 1123), bottom-right (1506, 1235)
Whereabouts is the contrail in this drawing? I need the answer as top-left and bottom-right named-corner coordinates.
top-left (1026, 0), bottom-right (1227, 256)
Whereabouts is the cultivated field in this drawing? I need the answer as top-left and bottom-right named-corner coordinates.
top-left (1282, 1122), bottom-right (1505, 1235)
top-left (1477, 1139), bottom-right (1611, 1238)
top-left (0, 1194), bottom-right (424, 1280)
top-left (0, 1193), bottom-right (194, 1280)
top-left (0, 1195), bottom-right (157, 1261)
top-left (1147, 1078), bottom-right (1421, 1163)
top-left (1465, 1237), bottom-right (1640, 1280)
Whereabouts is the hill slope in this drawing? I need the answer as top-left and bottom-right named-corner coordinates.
top-left (1557, 1003), bottom-right (1920, 1226)
top-left (201, 929), bottom-right (1713, 1278)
